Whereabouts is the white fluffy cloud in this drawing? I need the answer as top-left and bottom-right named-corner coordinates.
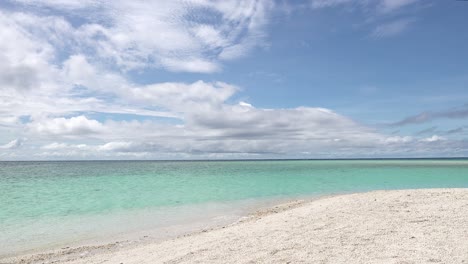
top-left (16, 81), bottom-right (463, 159)
top-left (0, 11), bottom-right (64, 93)
top-left (0, 0), bottom-right (463, 160)
top-left (4, 74), bottom-right (466, 159)
top-left (29, 116), bottom-right (105, 137)
top-left (420, 135), bottom-right (444, 143)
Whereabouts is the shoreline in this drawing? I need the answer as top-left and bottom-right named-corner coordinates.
top-left (0, 195), bottom-right (324, 261)
top-left (3, 188), bottom-right (468, 263)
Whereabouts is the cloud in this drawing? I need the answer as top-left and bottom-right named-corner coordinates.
top-left (0, 63), bottom-right (39, 91)
top-left (309, 0), bottom-right (420, 12)
top-left (9, 0), bottom-right (274, 73)
top-left (371, 19), bottom-right (414, 38)
top-left (0, 1), bottom-right (464, 159)
top-left (0, 116), bottom-right (21, 127)
top-left (42, 142), bottom-right (90, 150)
top-left (0, 11), bottom-right (65, 93)
top-left (309, 0), bottom-right (365, 9)
top-left (160, 58), bottom-right (221, 73)
top-left (0, 138), bottom-right (25, 149)
top-left (29, 115), bottom-right (105, 137)
top-left (415, 126), bottom-right (437, 136)
top-left (13, 0), bottom-right (102, 10)
top-left (126, 81), bottom-right (238, 113)
top-left (1, 66), bottom-right (466, 158)
top-left (382, 136), bottom-right (412, 144)
top-left (378, 0), bottom-right (420, 13)
top-left (97, 142), bottom-right (135, 152)
top-left (22, 94), bottom-right (463, 159)
top-left (446, 127), bottom-right (464, 135)
top-left (307, 0), bottom-right (421, 38)
top-left (1, 72), bottom-right (392, 157)
top-left (420, 135), bottom-right (444, 142)
top-left (391, 105), bottom-right (468, 126)
top-left (23, 99), bottom-right (385, 156)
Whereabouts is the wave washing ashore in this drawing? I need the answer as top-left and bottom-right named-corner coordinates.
top-left (1, 159), bottom-right (468, 262)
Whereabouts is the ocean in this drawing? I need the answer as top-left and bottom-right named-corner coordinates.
top-left (1, 159), bottom-right (467, 256)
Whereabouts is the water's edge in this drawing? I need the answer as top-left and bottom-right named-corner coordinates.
top-left (1, 192), bottom-right (337, 260)
top-left (4, 188), bottom-right (465, 263)
top-left (2, 159), bottom-right (467, 258)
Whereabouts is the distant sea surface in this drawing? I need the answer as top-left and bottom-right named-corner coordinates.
top-left (1, 159), bottom-right (468, 256)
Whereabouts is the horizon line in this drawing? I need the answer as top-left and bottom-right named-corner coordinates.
top-left (1, 157), bottom-right (468, 162)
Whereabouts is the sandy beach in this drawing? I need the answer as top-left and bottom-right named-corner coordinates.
top-left (4, 188), bottom-right (468, 264)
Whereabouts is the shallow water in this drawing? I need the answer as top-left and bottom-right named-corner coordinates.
top-left (1, 159), bottom-right (468, 255)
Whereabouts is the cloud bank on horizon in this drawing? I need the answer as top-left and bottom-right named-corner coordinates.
top-left (1, 0), bottom-right (467, 159)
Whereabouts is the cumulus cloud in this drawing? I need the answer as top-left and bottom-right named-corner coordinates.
top-left (23, 94), bottom-right (385, 155)
top-left (17, 86), bottom-right (461, 159)
top-left (0, 72), bottom-right (393, 157)
top-left (0, 0), bottom-right (277, 147)
top-left (0, 1), bottom-right (464, 159)
top-left (2, 69), bottom-right (466, 158)
top-left (0, 11), bottom-right (64, 93)
top-left (29, 116), bottom-right (105, 137)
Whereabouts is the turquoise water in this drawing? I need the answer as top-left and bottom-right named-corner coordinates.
top-left (1, 159), bottom-right (468, 255)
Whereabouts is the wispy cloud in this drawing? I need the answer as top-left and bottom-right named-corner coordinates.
top-left (391, 105), bottom-right (468, 126)
top-left (415, 126), bottom-right (438, 136)
top-left (307, 0), bottom-right (421, 38)
top-left (309, 0), bottom-right (421, 12)
top-left (0, 138), bottom-right (25, 149)
top-left (0, 0), bottom-right (464, 159)
top-left (446, 127), bottom-right (464, 135)
top-left (371, 18), bottom-right (414, 38)
top-left (309, 0), bottom-right (356, 9)
top-left (8, 0), bottom-right (274, 73)
top-left (377, 0), bottom-right (420, 13)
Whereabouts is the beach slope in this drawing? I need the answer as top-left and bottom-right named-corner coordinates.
top-left (7, 189), bottom-right (468, 263)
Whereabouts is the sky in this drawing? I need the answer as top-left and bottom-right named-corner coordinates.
top-left (0, 0), bottom-right (468, 160)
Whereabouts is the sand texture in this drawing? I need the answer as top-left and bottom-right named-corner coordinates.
top-left (4, 188), bottom-right (468, 264)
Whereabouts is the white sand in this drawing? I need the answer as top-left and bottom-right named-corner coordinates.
top-left (5, 189), bottom-right (468, 263)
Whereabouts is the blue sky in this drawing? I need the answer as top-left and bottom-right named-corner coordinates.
top-left (0, 0), bottom-right (467, 160)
